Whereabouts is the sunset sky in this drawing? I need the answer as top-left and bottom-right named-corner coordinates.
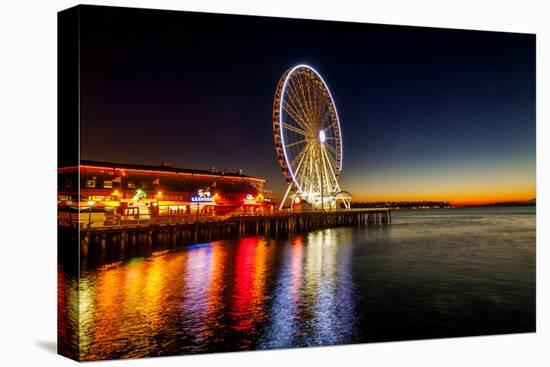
top-left (79, 6), bottom-right (535, 205)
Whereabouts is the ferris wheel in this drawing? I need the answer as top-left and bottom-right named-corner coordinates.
top-left (273, 64), bottom-right (351, 210)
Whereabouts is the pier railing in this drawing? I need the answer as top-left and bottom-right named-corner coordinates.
top-left (61, 208), bottom-right (392, 262)
top-left (58, 213), bottom-right (231, 229)
top-left (58, 208), bottom-right (392, 230)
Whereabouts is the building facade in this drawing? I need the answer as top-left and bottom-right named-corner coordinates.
top-left (58, 160), bottom-right (273, 224)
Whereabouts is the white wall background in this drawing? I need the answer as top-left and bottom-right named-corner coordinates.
top-left (0, 0), bottom-right (547, 366)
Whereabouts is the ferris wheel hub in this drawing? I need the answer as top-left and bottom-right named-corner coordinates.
top-left (319, 130), bottom-right (326, 143)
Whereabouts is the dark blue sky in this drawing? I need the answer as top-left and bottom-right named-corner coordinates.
top-left (79, 5), bottom-right (535, 203)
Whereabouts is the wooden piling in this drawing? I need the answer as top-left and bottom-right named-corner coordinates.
top-left (75, 209), bottom-right (391, 262)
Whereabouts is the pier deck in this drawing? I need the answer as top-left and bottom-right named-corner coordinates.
top-left (60, 209), bottom-right (391, 260)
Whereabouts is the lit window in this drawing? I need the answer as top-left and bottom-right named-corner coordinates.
top-left (127, 182), bottom-right (136, 189)
top-left (85, 179), bottom-right (96, 188)
top-left (103, 180), bottom-right (113, 189)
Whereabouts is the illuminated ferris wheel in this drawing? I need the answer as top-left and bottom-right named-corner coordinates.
top-left (273, 64), bottom-right (351, 210)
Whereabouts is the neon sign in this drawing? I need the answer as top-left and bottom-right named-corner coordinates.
top-left (131, 189), bottom-right (147, 201)
top-left (126, 189), bottom-right (149, 206)
top-left (243, 194), bottom-right (257, 205)
top-left (191, 189), bottom-right (215, 203)
top-left (191, 196), bottom-right (214, 202)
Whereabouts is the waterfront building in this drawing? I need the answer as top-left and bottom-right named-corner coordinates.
top-left (58, 160), bottom-right (273, 224)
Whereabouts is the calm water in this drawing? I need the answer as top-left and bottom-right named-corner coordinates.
top-left (58, 207), bottom-right (535, 360)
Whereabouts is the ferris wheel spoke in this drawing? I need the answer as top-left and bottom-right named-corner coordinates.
top-left (313, 151), bottom-right (321, 198)
top-left (294, 74), bottom-right (315, 126)
top-left (318, 113), bottom-right (331, 132)
top-left (306, 78), bottom-right (320, 130)
top-left (317, 93), bottom-right (327, 129)
top-left (302, 74), bottom-right (317, 128)
top-left (288, 78), bottom-right (312, 127)
top-left (291, 144), bottom-right (311, 189)
top-left (315, 86), bottom-right (327, 129)
top-left (312, 81), bottom-right (321, 127)
top-left (319, 103), bottom-right (332, 126)
top-left (322, 121), bottom-right (337, 132)
top-left (280, 122), bottom-right (309, 137)
top-left (307, 145), bottom-right (316, 198)
top-left (320, 145), bottom-right (332, 194)
top-left (300, 144), bottom-right (314, 179)
top-left (326, 152), bottom-right (338, 176)
top-left (324, 146), bottom-right (339, 167)
top-left (282, 101), bottom-right (311, 133)
top-left (319, 153), bottom-right (329, 198)
top-left (321, 144), bottom-right (340, 187)
top-left (296, 152), bottom-right (313, 191)
top-left (325, 145), bottom-right (339, 166)
top-left (284, 139), bottom-right (307, 148)
top-left (286, 83), bottom-right (314, 130)
top-left (324, 142), bottom-right (338, 156)
top-left (290, 142), bottom-right (309, 169)
top-left (316, 145), bottom-right (325, 194)
top-left (310, 80), bottom-right (318, 126)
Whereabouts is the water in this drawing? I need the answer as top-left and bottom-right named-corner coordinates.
top-left (58, 207), bottom-right (535, 360)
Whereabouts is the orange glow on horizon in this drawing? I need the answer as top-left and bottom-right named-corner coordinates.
top-left (351, 194), bottom-right (535, 206)
top-left (351, 185), bottom-right (535, 206)
top-left (451, 198), bottom-right (534, 206)
top-left (341, 158), bottom-right (535, 207)
top-left (353, 194), bottom-right (534, 203)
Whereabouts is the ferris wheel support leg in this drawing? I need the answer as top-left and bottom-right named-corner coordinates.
top-left (279, 184), bottom-right (293, 211)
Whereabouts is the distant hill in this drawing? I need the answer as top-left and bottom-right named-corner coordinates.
top-left (459, 199), bottom-right (536, 208)
top-left (351, 201), bottom-right (451, 209)
top-left (352, 199), bottom-right (535, 209)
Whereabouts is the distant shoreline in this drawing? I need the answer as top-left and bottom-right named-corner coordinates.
top-left (351, 199), bottom-right (535, 210)
top-left (453, 201), bottom-right (536, 209)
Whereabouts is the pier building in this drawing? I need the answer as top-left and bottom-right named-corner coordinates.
top-left (58, 160), bottom-right (273, 225)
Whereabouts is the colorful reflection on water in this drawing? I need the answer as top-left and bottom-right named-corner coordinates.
top-left (58, 207), bottom-right (536, 360)
top-left (59, 231), bottom-right (358, 360)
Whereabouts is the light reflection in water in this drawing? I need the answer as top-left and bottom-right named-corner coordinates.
top-left (58, 208), bottom-right (536, 360)
top-left (230, 237), bottom-right (272, 348)
top-left (311, 230), bottom-right (343, 345)
top-left (177, 241), bottom-right (230, 352)
top-left (202, 242), bottom-right (227, 346)
top-left (57, 269), bottom-right (80, 359)
top-left (261, 236), bottom-right (304, 348)
top-left (62, 231), bottom-right (356, 359)
top-left (302, 230), bottom-right (356, 346)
